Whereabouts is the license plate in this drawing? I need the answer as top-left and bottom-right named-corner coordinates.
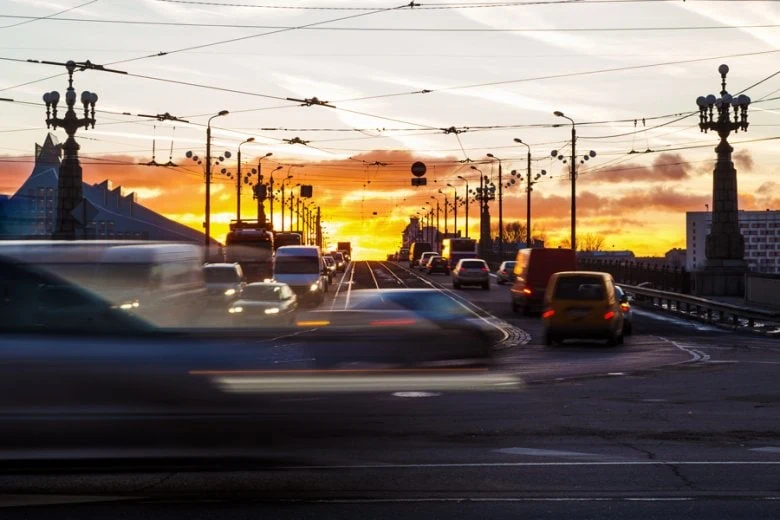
top-left (567, 309), bottom-right (590, 319)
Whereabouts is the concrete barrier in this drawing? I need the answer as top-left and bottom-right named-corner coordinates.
top-left (746, 273), bottom-right (780, 308)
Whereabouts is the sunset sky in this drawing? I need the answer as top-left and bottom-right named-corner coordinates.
top-left (1, 0), bottom-right (780, 259)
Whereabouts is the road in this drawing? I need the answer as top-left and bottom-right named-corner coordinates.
top-left (2, 260), bottom-right (779, 518)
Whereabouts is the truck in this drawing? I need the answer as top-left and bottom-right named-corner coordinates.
top-left (225, 220), bottom-right (274, 282)
top-left (337, 241), bottom-right (352, 261)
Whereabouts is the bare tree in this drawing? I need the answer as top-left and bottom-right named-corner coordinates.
top-left (580, 233), bottom-right (606, 252)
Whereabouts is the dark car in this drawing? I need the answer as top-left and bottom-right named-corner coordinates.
top-left (496, 261), bottom-right (517, 285)
top-left (427, 256), bottom-right (450, 275)
top-left (330, 251), bottom-right (346, 272)
top-left (229, 282), bottom-right (298, 326)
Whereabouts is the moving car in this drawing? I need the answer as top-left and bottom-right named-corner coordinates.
top-left (542, 271), bottom-right (625, 347)
top-left (615, 285), bottom-right (633, 335)
top-left (295, 289), bottom-right (494, 367)
top-left (418, 251), bottom-right (439, 270)
top-left (510, 248), bottom-right (577, 315)
top-left (228, 282), bottom-right (298, 326)
top-left (273, 246), bottom-right (327, 306)
top-left (409, 241), bottom-right (433, 267)
top-left (427, 256), bottom-right (449, 275)
top-left (322, 255), bottom-right (337, 282)
top-left (496, 261), bottom-right (517, 285)
top-left (330, 251), bottom-right (346, 272)
top-left (204, 262), bottom-right (245, 303)
top-left (452, 258), bottom-right (490, 290)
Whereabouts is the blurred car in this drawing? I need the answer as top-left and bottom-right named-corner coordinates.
top-left (295, 288), bottom-right (494, 367)
top-left (496, 261), bottom-right (517, 285)
top-left (427, 256), bottom-right (449, 275)
top-left (229, 282), bottom-right (298, 325)
top-left (614, 285), bottom-right (633, 336)
top-left (452, 258), bottom-right (490, 290)
top-left (418, 251), bottom-right (439, 270)
top-left (542, 271), bottom-right (625, 347)
top-left (323, 255), bottom-right (337, 282)
top-left (511, 248), bottom-right (577, 315)
top-left (330, 251), bottom-right (346, 272)
top-left (204, 262), bottom-right (245, 303)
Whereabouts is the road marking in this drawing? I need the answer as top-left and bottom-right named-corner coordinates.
top-left (392, 391), bottom-right (441, 398)
top-left (750, 447), bottom-right (780, 453)
top-left (661, 337), bottom-right (711, 363)
top-left (494, 447), bottom-right (628, 460)
top-left (607, 372), bottom-right (626, 376)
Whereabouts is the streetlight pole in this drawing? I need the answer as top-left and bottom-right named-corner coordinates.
top-left (446, 184), bottom-right (458, 237)
top-left (513, 138), bottom-right (533, 247)
top-left (552, 112), bottom-right (596, 252)
top-left (457, 175), bottom-right (470, 238)
top-left (204, 110), bottom-right (228, 248)
top-left (438, 189), bottom-right (449, 236)
top-left (42, 60), bottom-right (98, 240)
top-left (236, 137), bottom-right (255, 223)
top-left (487, 153), bottom-right (504, 255)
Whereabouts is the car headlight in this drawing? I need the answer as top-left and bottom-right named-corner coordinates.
top-left (310, 282), bottom-right (319, 292)
top-left (228, 306), bottom-right (243, 314)
top-left (224, 288), bottom-right (236, 296)
top-left (119, 301), bottom-right (140, 310)
top-left (264, 307), bottom-right (280, 314)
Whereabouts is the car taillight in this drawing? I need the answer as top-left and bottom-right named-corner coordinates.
top-left (481, 267), bottom-right (488, 272)
top-left (604, 311), bottom-right (616, 320)
top-left (522, 288), bottom-right (532, 295)
top-left (542, 309), bottom-right (555, 319)
top-left (460, 268), bottom-right (467, 273)
top-left (620, 303), bottom-right (630, 312)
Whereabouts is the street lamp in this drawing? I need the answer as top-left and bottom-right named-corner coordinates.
top-left (551, 111), bottom-right (595, 252)
top-left (457, 175), bottom-right (470, 239)
top-left (42, 60), bottom-right (98, 239)
top-left (429, 195), bottom-right (441, 246)
top-left (199, 110), bottom-right (228, 248)
top-left (486, 153), bottom-right (504, 255)
top-left (695, 64), bottom-right (751, 277)
top-left (438, 189), bottom-right (451, 236)
top-left (234, 137), bottom-right (255, 223)
top-left (446, 183), bottom-right (458, 237)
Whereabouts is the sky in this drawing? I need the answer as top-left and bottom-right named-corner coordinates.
top-left (1, 0), bottom-right (780, 259)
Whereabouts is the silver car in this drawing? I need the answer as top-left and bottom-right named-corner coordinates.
top-left (496, 261), bottom-right (516, 285)
top-left (452, 258), bottom-right (490, 290)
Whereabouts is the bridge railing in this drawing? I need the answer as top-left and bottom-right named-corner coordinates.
top-left (579, 259), bottom-right (692, 294)
top-left (621, 283), bottom-right (780, 333)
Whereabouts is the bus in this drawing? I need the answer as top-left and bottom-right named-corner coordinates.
top-left (225, 220), bottom-right (274, 282)
top-left (441, 238), bottom-right (478, 269)
top-left (273, 232), bottom-right (302, 250)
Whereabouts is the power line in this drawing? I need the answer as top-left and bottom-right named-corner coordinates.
top-left (0, 0), bottom-right (98, 30)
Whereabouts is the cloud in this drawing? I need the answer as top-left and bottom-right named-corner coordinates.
top-left (587, 153), bottom-right (693, 184)
top-left (757, 181), bottom-right (778, 195)
top-left (733, 149), bottom-right (754, 172)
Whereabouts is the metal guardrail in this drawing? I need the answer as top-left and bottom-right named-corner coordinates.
top-left (621, 283), bottom-right (780, 334)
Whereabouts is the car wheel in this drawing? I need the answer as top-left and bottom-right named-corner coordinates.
top-left (482, 282), bottom-right (490, 291)
top-left (625, 322), bottom-right (633, 336)
top-left (522, 305), bottom-right (531, 317)
top-left (618, 332), bottom-right (625, 345)
top-left (454, 281), bottom-right (461, 289)
top-left (607, 333), bottom-right (619, 347)
top-left (497, 279), bottom-right (504, 285)
top-left (511, 299), bottom-right (519, 313)
top-left (544, 333), bottom-right (557, 346)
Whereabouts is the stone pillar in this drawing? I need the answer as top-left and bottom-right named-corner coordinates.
top-left (54, 135), bottom-right (83, 240)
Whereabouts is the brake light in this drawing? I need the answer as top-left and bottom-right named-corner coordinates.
top-left (522, 288), bottom-right (532, 295)
top-left (542, 309), bottom-right (555, 319)
top-left (481, 267), bottom-right (488, 272)
top-left (460, 268), bottom-right (467, 273)
top-left (604, 311), bottom-right (616, 320)
top-left (620, 303), bottom-right (630, 312)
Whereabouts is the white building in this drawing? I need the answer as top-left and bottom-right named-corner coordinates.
top-left (686, 210), bottom-right (780, 273)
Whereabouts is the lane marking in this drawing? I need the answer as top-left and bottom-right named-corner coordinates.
top-left (494, 447), bottom-right (629, 461)
top-left (329, 262), bottom-right (353, 311)
top-left (392, 391), bottom-right (441, 398)
top-left (366, 260), bottom-right (381, 291)
top-left (660, 337), bottom-right (711, 363)
top-left (750, 447), bottom-right (780, 453)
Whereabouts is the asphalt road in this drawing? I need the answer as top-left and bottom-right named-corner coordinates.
top-left (2, 261), bottom-right (779, 518)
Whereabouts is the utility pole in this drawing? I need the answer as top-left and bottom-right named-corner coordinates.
top-left (236, 137), bottom-right (255, 223)
top-left (204, 110), bottom-right (229, 248)
top-left (316, 206), bottom-right (322, 247)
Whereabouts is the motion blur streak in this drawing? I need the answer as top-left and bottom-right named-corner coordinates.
top-left (208, 373), bottom-right (524, 394)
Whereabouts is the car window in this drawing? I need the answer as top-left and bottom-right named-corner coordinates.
top-left (554, 276), bottom-right (606, 301)
top-left (461, 260), bottom-right (486, 269)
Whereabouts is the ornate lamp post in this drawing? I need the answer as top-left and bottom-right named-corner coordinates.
top-left (694, 64), bottom-right (751, 295)
top-left (457, 175), bottom-right (470, 239)
top-left (235, 137), bottom-right (255, 222)
top-left (42, 60), bottom-right (97, 239)
top-left (186, 137), bottom-right (231, 248)
top-left (551, 111), bottom-right (596, 251)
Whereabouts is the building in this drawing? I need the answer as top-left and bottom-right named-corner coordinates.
top-left (686, 210), bottom-right (780, 274)
top-left (0, 134), bottom-right (209, 243)
top-left (664, 248), bottom-right (686, 268)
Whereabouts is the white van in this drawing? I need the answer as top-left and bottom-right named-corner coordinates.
top-left (0, 241), bottom-right (206, 327)
top-left (273, 245), bottom-right (327, 306)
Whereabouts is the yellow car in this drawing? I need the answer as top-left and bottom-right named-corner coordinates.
top-left (541, 271), bottom-right (625, 346)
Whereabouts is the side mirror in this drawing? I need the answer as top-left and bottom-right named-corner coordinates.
top-left (620, 295), bottom-right (629, 304)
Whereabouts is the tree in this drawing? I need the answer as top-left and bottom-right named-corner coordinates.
top-left (503, 221), bottom-right (527, 243)
top-left (580, 233), bottom-right (606, 252)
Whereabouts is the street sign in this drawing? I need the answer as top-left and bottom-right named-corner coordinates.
top-left (301, 185), bottom-right (313, 198)
top-left (411, 177), bottom-right (427, 186)
top-left (411, 161), bottom-right (426, 177)
top-left (71, 198), bottom-right (99, 225)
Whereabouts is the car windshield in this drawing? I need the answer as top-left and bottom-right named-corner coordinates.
top-left (242, 285), bottom-right (284, 301)
top-left (554, 276), bottom-right (606, 301)
top-left (274, 256), bottom-right (320, 274)
top-left (204, 267), bottom-right (239, 284)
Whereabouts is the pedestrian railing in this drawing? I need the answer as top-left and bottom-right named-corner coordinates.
top-left (621, 283), bottom-right (780, 334)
